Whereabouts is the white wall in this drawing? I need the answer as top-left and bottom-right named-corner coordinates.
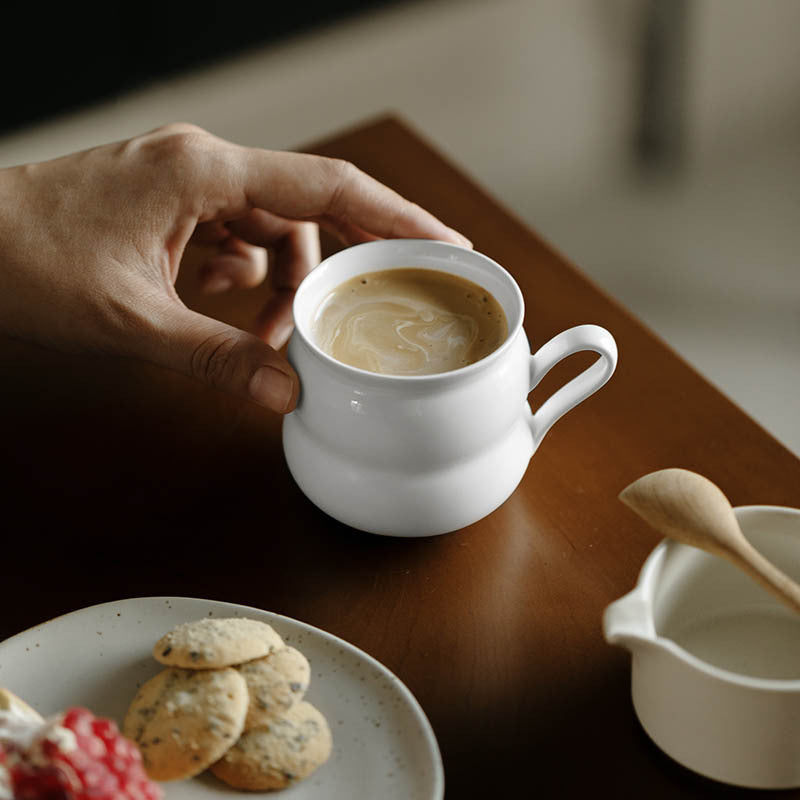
top-left (689, 0), bottom-right (800, 163)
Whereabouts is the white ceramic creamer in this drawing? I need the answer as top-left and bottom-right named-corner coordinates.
top-left (605, 505), bottom-right (800, 788)
top-left (282, 239), bottom-right (617, 536)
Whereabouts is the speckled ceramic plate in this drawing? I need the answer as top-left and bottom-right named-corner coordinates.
top-left (0, 596), bottom-right (443, 799)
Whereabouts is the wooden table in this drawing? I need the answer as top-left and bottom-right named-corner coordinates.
top-left (2, 115), bottom-right (800, 797)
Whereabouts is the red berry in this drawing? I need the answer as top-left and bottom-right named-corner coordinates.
top-left (5, 707), bottom-right (162, 800)
top-left (63, 708), bottom-right (93, 737)
top-left (92, 718), bottom-right (118, 743)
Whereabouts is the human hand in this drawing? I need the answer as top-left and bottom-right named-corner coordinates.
top-left (0, 123), bottom-right (470, 413)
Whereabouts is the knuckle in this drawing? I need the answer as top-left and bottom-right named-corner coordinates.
top-left (329, 156), bottom-right (357, 180)
top-left (135, 123), bottom-right (213, 173)
top-left (320, 157), bottom-right (359, 214)
top-left (156, 121), bottom-right (207, 138)
top-left (154, 126), bottom-right (209, 162)
top-left (389, 201), bottom-right (418, 236)
top-left (123, 124), bottom-right (222, 201)
top-left (190, 329), bottom-right (243, 388)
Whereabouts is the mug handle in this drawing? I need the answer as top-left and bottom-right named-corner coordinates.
top-left (528, 324), bottom-right (618, 449)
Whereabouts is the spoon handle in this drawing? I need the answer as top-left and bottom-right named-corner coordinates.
top-left (727, 539), bottom-right (800, 615)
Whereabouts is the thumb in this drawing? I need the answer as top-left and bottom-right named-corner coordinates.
top-left (145, 306), bottom-right (299, 413)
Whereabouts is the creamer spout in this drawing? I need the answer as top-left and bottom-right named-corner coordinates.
top-left (603, 589), bottom-right (657, 649)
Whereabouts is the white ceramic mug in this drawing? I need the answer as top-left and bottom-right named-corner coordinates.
top-left (282, 239), bottom-right (617, 536)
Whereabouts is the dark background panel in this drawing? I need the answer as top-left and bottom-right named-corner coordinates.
top-left (1, 1), bottom-right (401, 135)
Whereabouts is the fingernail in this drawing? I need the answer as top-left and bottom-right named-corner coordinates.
top-left (248, 366), bottom-right (294, 412)
top-left (265, 320), bottom-right (295, 351)
top-left (203, 276), bottom-right (233, 294)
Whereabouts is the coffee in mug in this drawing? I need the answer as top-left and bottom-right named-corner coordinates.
top-left (310, 268), bottom-right (508, 375)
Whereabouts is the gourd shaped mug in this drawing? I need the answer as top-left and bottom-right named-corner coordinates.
top-left (282, 239), bottom-right (617, 536)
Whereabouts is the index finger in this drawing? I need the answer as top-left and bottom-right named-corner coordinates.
top-left (235, 149), bottom-right (472, 247)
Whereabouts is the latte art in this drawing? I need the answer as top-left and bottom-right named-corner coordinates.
top-left (311, 268), bottom-right (508, 375)
top-left (324, 300), bottom-right (476, 375)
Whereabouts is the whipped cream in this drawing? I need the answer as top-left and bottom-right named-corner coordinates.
top-left (0, 709), bottom-right (42, 752)
top-left (0, 691), bottom-right (84, 799)
top-left (0, 707), bottom-right (77, 797)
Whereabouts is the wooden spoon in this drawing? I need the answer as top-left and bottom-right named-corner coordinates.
top-left (619, 467), bottom-right (800, 615)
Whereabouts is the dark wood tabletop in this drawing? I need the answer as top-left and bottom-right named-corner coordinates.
top-left (2, 114), bottom-right (800, 798)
